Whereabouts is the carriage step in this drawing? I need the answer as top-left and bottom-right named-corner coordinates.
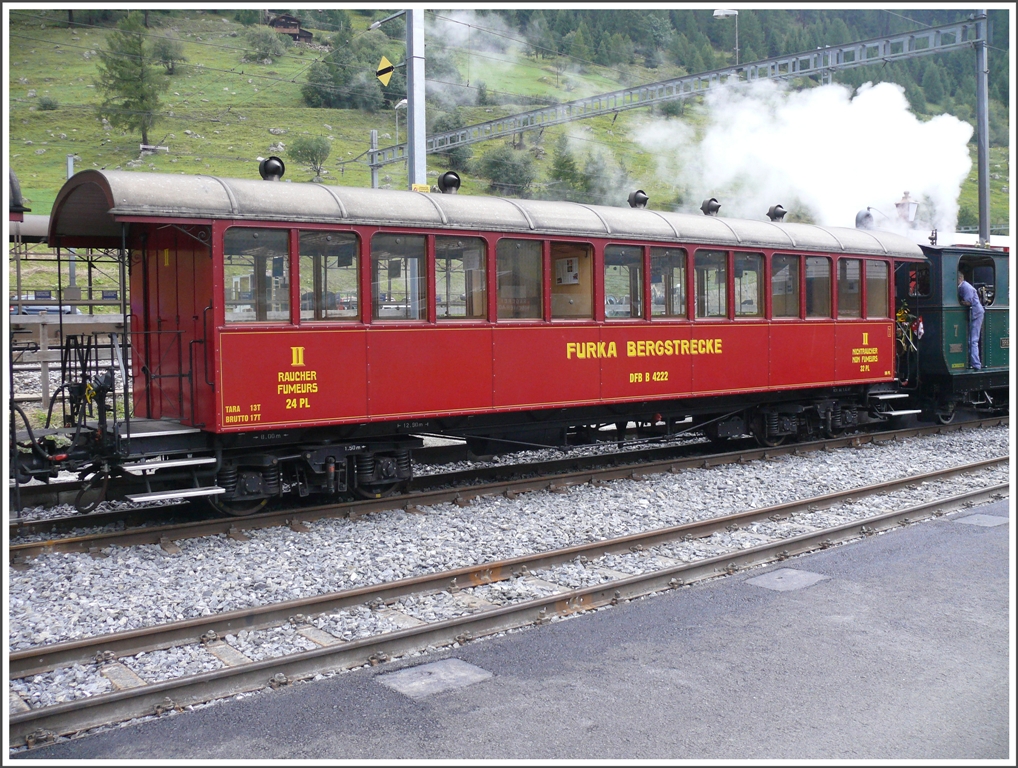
top-left (122, 457), bottom-right (217, 473)
top-left (125, 487), bottom-right (226, 503)
top-left (878, 409), bottom-right (924, 417)
top-left (870, 393), bottom-right (910, 400)
top-left (119, 426), bottom-right (203, 439)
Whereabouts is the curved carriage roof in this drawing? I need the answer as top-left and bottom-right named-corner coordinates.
top-left (49, 169), bottom-right (925, 259)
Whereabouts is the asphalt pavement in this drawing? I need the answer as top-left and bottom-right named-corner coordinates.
top-left (12, 498), bottom-right (1012, 761)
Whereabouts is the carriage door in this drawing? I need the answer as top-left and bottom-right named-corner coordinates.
top-left (959, 255), bottom-right (1000, 368)
top-left (132, 226), bottom-right (214, 425)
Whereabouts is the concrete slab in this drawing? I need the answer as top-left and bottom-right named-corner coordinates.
top-left (99, 663), bottom-right (146, 690)
top-left (205, 642), bottom-right (252, 667)
top-left (375, 606), bottom-right (426, 628)
top-left (376, 658), bottom-right (492, 700)
top-left (9, 691), bottom-right (31, 714)
top-left (297, 627), bottom-right (345, 646)
top-left (953, 513), bottom-right (1008, 527)
top-left (745, 567), bottom-right (829, 592)
top-left (450, 592), bottom-right (498, 611)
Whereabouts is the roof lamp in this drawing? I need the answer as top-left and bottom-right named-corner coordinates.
top-left (895, 191), bottom-right (919, 223)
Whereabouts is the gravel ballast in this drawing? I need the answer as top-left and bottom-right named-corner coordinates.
top-left (7, 425), bottom-right (1009, 710)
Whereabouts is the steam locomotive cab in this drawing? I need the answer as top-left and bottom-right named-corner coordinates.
top-left (895, 244), bottom-right (1009, 422)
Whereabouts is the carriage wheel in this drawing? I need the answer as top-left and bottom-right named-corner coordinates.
top-left (353, 481), bottom-right (405, 500)
top-left (208, 495), bottom-right (269, 517)
top-left (754, 431), bottom-right (786, 448)
top-left (74, 471), bottom-right (110, 514)
top-left (750, 413), bottom-right (786, 448)
top-left (935, 408), bottom-right (956, 425)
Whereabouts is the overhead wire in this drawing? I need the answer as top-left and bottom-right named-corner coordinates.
top-left (9, 10), bottom-right (350, 65)
top-left (9, 11), bottom-right (420, 129)
top-left (10, 29), bottom-right (402, 109)
top-left (11, 10), bottom-right (641, 139)
top-left (427, 11), bottom-right (607, 73)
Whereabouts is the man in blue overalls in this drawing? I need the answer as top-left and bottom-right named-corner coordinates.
top-left (957, 271), bottom-right (984, 370)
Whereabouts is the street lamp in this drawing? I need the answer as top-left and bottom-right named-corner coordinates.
top-left (369, 10), bottom-right (405, 30)
top-left (394, 98), bottom-right (408, 148)
top-left (895, 191), bottom-right (919, 224)
top-left (713, 9), bottom-right (739, 66)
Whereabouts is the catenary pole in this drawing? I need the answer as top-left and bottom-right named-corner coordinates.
top-left (975, 9), bottom-right (991, 245)
top-left (406, 8), bottom-right (427, 189)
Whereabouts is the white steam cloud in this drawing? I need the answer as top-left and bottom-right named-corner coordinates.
top-left (635, 79), bottom-right (973, 234)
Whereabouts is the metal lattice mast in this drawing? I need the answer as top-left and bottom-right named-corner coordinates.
top-left (362, 18), bottom-right (986, 170)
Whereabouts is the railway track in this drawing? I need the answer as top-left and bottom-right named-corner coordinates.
top-left (7, 440), bottom-right (475, 513)
top-left (8, 435), bottom-right (710, 542)
top-left (9, 418), bottom-right (1007, 561)
top-left (9, 456), bottom-right (1008, 748)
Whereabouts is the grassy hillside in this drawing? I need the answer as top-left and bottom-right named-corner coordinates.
top-left (8, 10), bottom-right (684, 210)
top-left (957, 146), bottom-right (1010, 234)
top-left (7, 8), bottom-right (1010, 231)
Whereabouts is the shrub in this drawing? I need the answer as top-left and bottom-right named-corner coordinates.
top-left (288, 136), bottom-right (331, 181)
top-left (246, 27), bottom-right (291, 62)
top-left (658, 99), bottom-right (684, 117)
top-left (474, 144), bottom-right (535, 198)
top-left (38, 96), bottom-right (59, 110)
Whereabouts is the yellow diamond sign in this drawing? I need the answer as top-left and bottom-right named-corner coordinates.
top-left (376, 56), bottom-right (394, 86)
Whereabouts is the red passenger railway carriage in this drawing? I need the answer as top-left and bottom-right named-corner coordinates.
top-left (40, 167), bottom-right (926, 512)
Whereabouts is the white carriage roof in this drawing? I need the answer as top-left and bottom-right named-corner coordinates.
top-left (49, 170), bottom-right (925, 259)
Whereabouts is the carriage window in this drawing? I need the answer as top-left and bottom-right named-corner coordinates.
top-left (650, 247), bottom-right (686, 318)
top-left (772, 254), bottom-right (800, 318)
top-left (552, 242), bottom-right (593, 319)
top-left (837, 258), bottom-right (862, 318)
top-left (224, 227), bottom-right (290, 323)
top-left (299, 231), bottom-right (359, 321)
top-left (436, 237), bottom-right (486, 320)
top-left (734, 252), bottom-right (763, 317)
top-left (604, 245), bottom-right (643, 319)
top-left (694, 249), bottom-right (727, 318)
top-left (497, 239), bottom-right (542, 319)
top-left (960, 257), bottom-right (997, 307)
top-left (865, 260), bottom-right (888, 318)
top-left (906, 263), bottom-right (931, 298)
top-left (371, 233), bottom-right (427, 321)
top-left (806, 257), bottom-right (831, 318)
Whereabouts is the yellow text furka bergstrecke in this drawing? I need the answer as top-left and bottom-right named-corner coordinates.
top-left (565, 339), bottom-right (723, 359)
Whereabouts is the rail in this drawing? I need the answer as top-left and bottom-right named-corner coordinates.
top-left (8, 461), bottom-right (1007, 745)
top-left (9, 419), bottom-right (1007, 560)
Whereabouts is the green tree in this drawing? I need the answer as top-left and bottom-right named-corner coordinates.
top-left (152, 34), bottom-right (186, 75)
top-left (922, 64), bottom-right (946, 105)
top-left (904, 81), bottom-right (926, 113)
top-left (234, 9), bottom-right (260, 26)
top-left (300, 29), bottom-right (397, 112)
top-left (474, 145), bottom-right (535, 198)
top-left (610, 33), bottom-right (635, 66)
top-left (94, 11), bottom-right (168, 146)
top-left (578, 151), bottom-right (631, 206)
top-left (525, 15), bottom-right (553, 59)
top-left (312, 9), bottom-right (351, 34)
top-left (548, 134), bottom-right (582, 199)
top-left (246, 27), bottom-right (291, 62)
top-left (568, 21), bottom-right (592, 61)
top-left (288, 136), bottom-right (331, 181)
top-left (301, 61), bottom-right (336, 108)
top-left (430, 110), bottom-right (473, 171)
